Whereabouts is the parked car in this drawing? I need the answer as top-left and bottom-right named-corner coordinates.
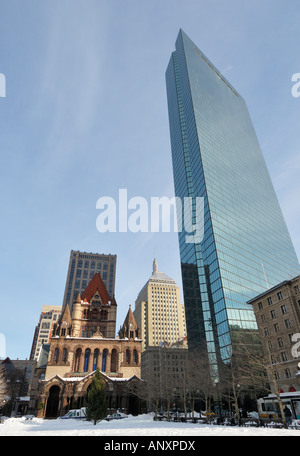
top-left (201, 411), bottom-right (215, 417)
top-left (105, 412), bottom-right (128, 421)
top-left (60, 408), bottom-right (87, 420)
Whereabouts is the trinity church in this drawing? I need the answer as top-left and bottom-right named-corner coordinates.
top-left (35, 273), bottom-right (142, 418)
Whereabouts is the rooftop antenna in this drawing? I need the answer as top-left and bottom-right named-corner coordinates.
top-left (262, 263), bottom-right (270, 289)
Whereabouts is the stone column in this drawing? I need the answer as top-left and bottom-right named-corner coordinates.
top-left (88, 350), bottom-right (94, 372)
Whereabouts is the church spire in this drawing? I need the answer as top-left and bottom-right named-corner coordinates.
top-left (153, 257), bottom-right (158, 274)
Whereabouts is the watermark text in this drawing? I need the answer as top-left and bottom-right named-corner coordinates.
top-left (0, 333), bottom-right (6, 359)
top-left (96, 189), bottom-right (204, 244)
top-left (0, 73), bottom-right (6, 98)
top-left (291, 73), bottom-right (300, 98)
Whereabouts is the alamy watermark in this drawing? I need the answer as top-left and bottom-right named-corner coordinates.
top-left (0, 333), bottom-right (6, 359)
top-left (292, 73), bottom-right (300, 98)
top-left (0, 73), bottom-right (6, 98)
top-left (96, 189), bottom-right (204, 244)
top-left (291, 333), bottom-right (300, 358)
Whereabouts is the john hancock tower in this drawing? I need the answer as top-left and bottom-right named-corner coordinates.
top-left (165, 30), bottom-right (300, 376)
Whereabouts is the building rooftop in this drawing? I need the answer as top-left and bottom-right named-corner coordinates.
top-left (149, 258), bottom-right (176, 285)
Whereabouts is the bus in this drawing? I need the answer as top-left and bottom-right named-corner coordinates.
top-left (257, 392), bottom-right (300, 421)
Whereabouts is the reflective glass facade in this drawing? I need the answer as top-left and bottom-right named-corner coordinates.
top-left (166, 30), bottom-right (300, 370)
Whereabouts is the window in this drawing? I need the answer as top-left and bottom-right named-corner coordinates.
top-left (271, 355), bottom-right (276, 364)
top-left (267, 297), bottom-right (273, 305)
top-left (281, 305), bottom-right (287, 315)
top-left (102, 349), bottom-right (108, 372)
top-left (53, 348), bottom-right (59, 363)
top-left (74, 348), bottom-right (82, 372)
top-left (277, 337), bottom-right (284, 348)
top-left (274, 323), bottom-right (280, 332)
top-left (285, 319), bottom-right (292, 329)
top-left (281, 352), bottom-right (287, 362)
top-left (93, 349), bottom-right (99, 371)
top-left (84, 349), bottom-right (90, 372)
top-left (285, 368), bottom-right (292, 378)
top-left (270, 309), bottom-right (276, 319)
top-left (258, 302), bottom-right (263, 310)
top-left (277, 291), bottom-right (283, 301)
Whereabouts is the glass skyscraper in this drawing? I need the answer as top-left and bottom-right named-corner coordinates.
top-left (165, 30), bottom-right (300, 372)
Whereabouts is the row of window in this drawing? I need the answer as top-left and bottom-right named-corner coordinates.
top-left (274, 367), bottom-right (293, 380)
top-left (260, 304), bottom-right (288, 323)
top-left (262, 318), bottom-right (293, 334)
top-left (76, 259), bottom-right (112, 270)
top-left (52, 347), bottom-right (139, 373)
top-left (258, 291), bottom-right (284, 309)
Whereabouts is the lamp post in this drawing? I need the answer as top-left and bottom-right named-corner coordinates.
top-left (214, 378), bottom-right (222, 422)
top-left (236, 383), bottom-right (242, 426)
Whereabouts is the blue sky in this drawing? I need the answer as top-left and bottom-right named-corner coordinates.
top-left (0, 0), bottom-right (299, 359)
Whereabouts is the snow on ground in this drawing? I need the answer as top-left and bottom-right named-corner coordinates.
top-left (1, 414), bottom-right (300, 436)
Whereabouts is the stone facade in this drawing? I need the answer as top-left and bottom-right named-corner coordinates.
top-left (35, 274), bottom-right (142, 417)
top-left (134, 259), bottom-right (187, 351)
top-left (248, 275), bottom-right (300, 393)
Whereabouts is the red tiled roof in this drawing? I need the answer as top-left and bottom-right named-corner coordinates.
top-left (81, 273), bottom-right (114, 305)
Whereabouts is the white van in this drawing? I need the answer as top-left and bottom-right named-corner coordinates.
top-left (60, 407), bottom-right (87, 420)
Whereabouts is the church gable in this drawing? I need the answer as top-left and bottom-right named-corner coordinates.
top-left (81, 273), bottom-right (114, 305)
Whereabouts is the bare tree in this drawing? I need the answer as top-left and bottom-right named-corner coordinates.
top-left (0, 365), bottom-right (8, 408)
top-left (222, 329), bottom-right (289, 428)
top-left (241, 342), bottom-right (289, 429)
top-left (132, 362), bottom-right (163, 419)
top-left (182, 352), bottom-right (217, 421)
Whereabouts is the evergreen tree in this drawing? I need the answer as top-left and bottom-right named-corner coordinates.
top-left (85, 368), bottom-right (107, 425)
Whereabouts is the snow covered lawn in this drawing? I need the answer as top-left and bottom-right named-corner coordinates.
top-left (1, 414), bottom-right (300, 436)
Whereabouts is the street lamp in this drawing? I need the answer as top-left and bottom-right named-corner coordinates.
top-left (214, 378), bottom-right (222, 421)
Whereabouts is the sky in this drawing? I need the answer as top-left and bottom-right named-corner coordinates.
top-left (0, 0), bottom-right (299, 360)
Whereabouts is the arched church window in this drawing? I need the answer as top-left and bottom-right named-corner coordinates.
top-left (53, 348), bottom-right (59, 364)
top-left (84, 349), bottom-right (91, 372)
top-left (93, 349), bottom-right (99, 371)
top-left (102, 349), bottom-right (108, 372)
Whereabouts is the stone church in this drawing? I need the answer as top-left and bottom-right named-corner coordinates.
top-left (35, 273), bottom-right (143, 418)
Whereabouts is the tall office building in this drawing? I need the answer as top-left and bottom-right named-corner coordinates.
top-left (134, 259), bottom-right (187, 351)
top-left (62, 250), bottom-right (117, 314)
top-left (165, 30), bottom-right (300, 373)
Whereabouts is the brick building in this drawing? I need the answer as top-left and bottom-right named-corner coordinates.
top-left (248, 275), bottom-right (300, 393)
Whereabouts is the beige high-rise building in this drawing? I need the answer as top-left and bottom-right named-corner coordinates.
top-left (134, 259), bottom-right (187, 351)
top-left (30, 305), bottom-right (62, 361)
